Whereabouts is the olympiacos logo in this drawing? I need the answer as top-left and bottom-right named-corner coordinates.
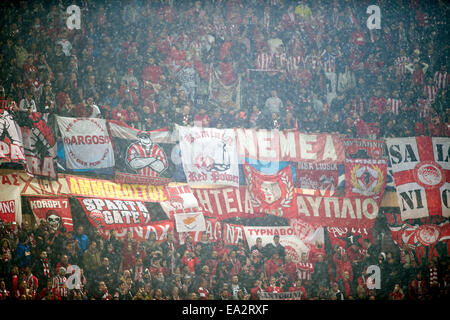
top-left (413, 161), bottom-right (444, 189)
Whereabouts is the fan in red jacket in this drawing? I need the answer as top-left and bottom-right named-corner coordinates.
top-left (265, 276), bottom-right (281, 293)
top-left (180, 250), bottom-right (200, 275)
top-left (283, 255), bottom-right (298, 283)
top-left (288, 279), bottom-right (307, 299)
top-left (265, 252), bottom-right (283, 279)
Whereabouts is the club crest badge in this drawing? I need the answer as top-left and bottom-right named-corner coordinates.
top-left (243, 164), bottom-right (295, 217)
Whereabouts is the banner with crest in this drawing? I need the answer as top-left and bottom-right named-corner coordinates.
top-left (243, 164), bottom-right (297, 219)
top-left (345, 158), bottom-right (387, 198)
top-left (178, 126), bottom-right (240, 187)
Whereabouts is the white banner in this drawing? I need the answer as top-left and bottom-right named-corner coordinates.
top-left (57, 116), bottom-right (114, 170)
top-left (243, 226), bottom-right (309, 263)
top-left (178, 126), bottom-right (239, 186)
top-left (174, 212), bottom-right (206, 233)
top-left (258, 291), bottom-right (303, 300)
top-left (160, 185), bottom-right (202, 220)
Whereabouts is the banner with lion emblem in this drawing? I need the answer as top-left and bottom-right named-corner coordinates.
top-left (243, 164), bottom-right (297, 219)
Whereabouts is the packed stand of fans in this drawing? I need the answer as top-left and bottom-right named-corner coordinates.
top-left (0, 0), bottom-right (448, 137)
top-left (0, 0), bottom-right (449, 300)
top-left (0, 218), bottom-right (449, 300)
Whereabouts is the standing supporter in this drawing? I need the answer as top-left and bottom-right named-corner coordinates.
top-left (73, 226), bottom-right (89, 258)
top-left (230, 275), bottom-right (247, 300)
top-left (250, 279), bottom-right (263, 300)
top-left (296, 252), bottom-right (314, 291)
top-left (265, 276), bottom-right (281, 293)
top-left (408, 272), bottom-right (428, 300)
top-left (52, 266), bottom-right (68, 300)
top-left (180, 250), bottom-right (200, 276)
top-left (82, 241), bottom-right (101, 279)
top-left (282, 255), bottom-right (297, 283)
top-left (289, 278), bottom-right (307, 299)
top-left (14, 233), bottom-right (32, 270)
top-left (263, 235), bottom-right (285, 261)
top-left (338, 271), bottom-right (355, 300)
top-left (388, 283), bottom-right (405, 300)
top-left (265, 252), bottom-right (283, 279)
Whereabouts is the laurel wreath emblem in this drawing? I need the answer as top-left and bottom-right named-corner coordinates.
top-left (350, 164), bottom-right (384, 194)
top-left (245, 165), bottom-right (294, 208)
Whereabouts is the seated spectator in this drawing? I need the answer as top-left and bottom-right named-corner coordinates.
top-left (125, 104), bottom-right (139, 125)
top-left (194, 106), bottom-right (210, 127)
top-left (388, 283), bottom-right (405, 300)
top-left (19, 92), bottom-right (37, 113)
top-left (289, 278), bottom-right (308, 299)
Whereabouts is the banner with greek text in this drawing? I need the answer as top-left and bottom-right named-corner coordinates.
top-left (243, 226), bottom-right (309, 263)
top-left (178, 126), bottom-right (240, 187)
top-left (295, 161), bottom-right (339, 197)
top-left (56, 116), bottom-right (114, 170)
top-left (192, 187), bottom-right (267, 220)
top-left (100, 220), bottom-right (174, 242)
top-left (258, 291), bottom-right (303, 300)
top-left (326, 226), bottom-right (372, 258)
top-left (175, 218), bottom-right (223, 245)
top-left (342, 138), bottom-right (384, 159)
top-left (223, 223), bottom-right (246, 246)
top-left (295, 195), bottom-right (380, 228)
top-left (66, 175), bottom-right (167, 202)
top-left (28, 197), bottom-right (73, 232)
top-left (234, 129), bottom-right (344, 163)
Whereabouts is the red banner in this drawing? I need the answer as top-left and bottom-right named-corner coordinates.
top-left (235, 129), bottom-right (345, 163)
top-left (28, 197), bottom-right (73, 232)
top-left (78, 197), bottom-right (151, 230)
top-left (0, 200), bottom-right (16, 223)
top-left (296, 195), bottom-right (380, 228)
top-left (103, 220), bottom-right (174, 242)
top-left (296, 162), bottom-right (339, 197)
top-left (192, 187), bottom-right (267, 220)
top-left (344, 158), bottom-right (387, 198)
top-left (385, 211), bottom-right (450, 263)
top-left (160, 185), bottom-right (202, 220)
top-left (223, 223), bottom-right (245, 246)
top-left (326, 226), bottom-right (372, 257)
top-left (342, 138), bottom-right (384, 159)
top-left (243, 164), bottom-right (297, 219)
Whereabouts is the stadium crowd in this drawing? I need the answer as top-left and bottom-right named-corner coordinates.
top-left (0, 217), bottom-right (449, 300)
top-left (0, 0), bottom-right (449, 300)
